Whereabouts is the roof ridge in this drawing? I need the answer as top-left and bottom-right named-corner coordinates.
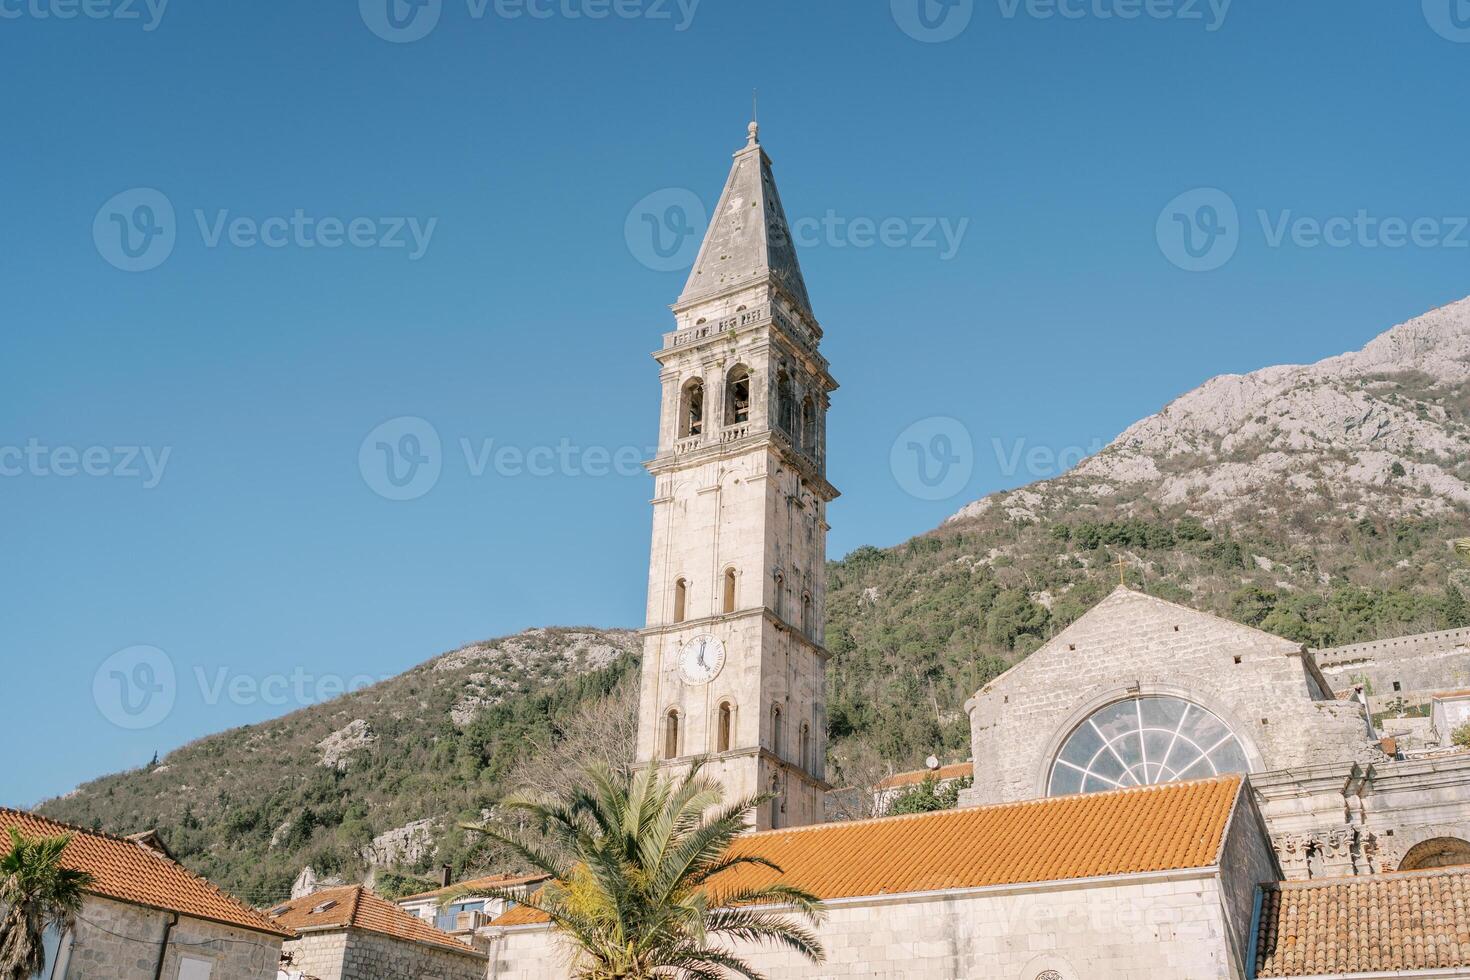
top-left (0, 805), bottom-right (156, 849)
top-left (742, 774), bottom-right (1243, 840)
top-left (1265, 865), bottom-right (1470, 890)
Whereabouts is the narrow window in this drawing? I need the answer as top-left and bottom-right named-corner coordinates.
top-left (770, 773), bottom-right (782, 828)
top-left (717, 702), bottom-right (733, 753)
top-left (799, 722), bottom-right (811, 771)
top-left (801, 593), bottom-right (813, 639)
top-left (673, 578), bottom-right (687, 623)
top-left (800, 395), bottom-right (816, 454)
top-left (771, 705), bottom-right (783, 758)
top-left (723, 568), bottom-right (737, 614)
top-left (726, 365), bottom-right (751, 426)
top-left (680, 378), bottom-right (705, 438)
top-left (773, 572), bottom-right (785, 620)
top-left (664, 710), bottom-right (680, 760)
top-left (776, 370), bottom-right (795, 435)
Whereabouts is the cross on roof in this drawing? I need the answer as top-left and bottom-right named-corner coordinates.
top-left (1112, 553), bottom-right (1129, 586)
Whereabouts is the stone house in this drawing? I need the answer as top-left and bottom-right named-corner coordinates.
top-left (871, 760), bottom-right (973, 815)
top-left (0, 807), bottom-right (289, 980)
top-left (269, 885), bottom-right (485, 980)
top-left (394, 871), bottom-right (547, 948)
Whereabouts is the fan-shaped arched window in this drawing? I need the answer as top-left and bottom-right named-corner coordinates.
top-left (1047, 696), bottom-right (1249, 797)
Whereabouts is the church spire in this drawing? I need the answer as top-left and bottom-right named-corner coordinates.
top-left (677, 122), bottom-right (814, 319)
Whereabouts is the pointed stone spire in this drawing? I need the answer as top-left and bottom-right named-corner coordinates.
top-left (677, 121), bottom-right (813, 318)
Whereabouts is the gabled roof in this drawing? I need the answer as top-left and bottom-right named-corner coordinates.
top-left (0, 807), bottom-right (290, 939)
top-left (875, 762), bottom-right (974, 791)
top-left (677, 123), bottom-right (813, 318)
top-left (1254, 867), bottom-right (1470, 977)
top-left (269, 885), bottom-right (484, 958)
top-left (396, 871), bottom-right (549, 904)
top-left (496, 775), bottom-right (1243, 927)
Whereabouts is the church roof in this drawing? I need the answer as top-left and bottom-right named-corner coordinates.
top-left (676, 122), bottom-right (813, 318)
top-left (1253, 867), bottom-right (1470, 977)
top-left (493, 775), bottom-right (1243, 926)
top-left (269, 885), bottom-right (486, 958)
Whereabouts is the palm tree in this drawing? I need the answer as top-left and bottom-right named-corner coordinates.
top-left (0, 829), bottom-right (94, 980)
top-left (463, 760), bottom-right (825, 980)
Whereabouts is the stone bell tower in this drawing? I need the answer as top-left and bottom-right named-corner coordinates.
top-left (634, 121), bottom-right (838, 830)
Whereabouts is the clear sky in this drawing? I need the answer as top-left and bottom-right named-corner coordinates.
top-left (4, 0), bottom-right (1469, 807)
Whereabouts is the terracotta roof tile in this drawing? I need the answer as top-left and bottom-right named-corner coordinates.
top-left (1255, 867), bottom-right (1470, 977)
top-left (874, 762), bottom-right (974, 791)
top-left (0, 807), bottom-right (290, 938)
top-left (396, 871), bottom-right (549, 904)
top-left (496, 775), bottom-right (1242, 927)
top-left (271, 885), bottom-right (485, 958)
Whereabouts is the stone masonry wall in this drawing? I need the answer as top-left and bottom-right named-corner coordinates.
top-left (964, 588), bottom-right (1377, 807)
top-left (64, 895), bottom-right (281, 980)
top-left (1316, 626), bottom-right (1470, 704)
top-left (284, 928), bottom-right (486, 980)
top-left (491, 872), bottom-right (1245, 980)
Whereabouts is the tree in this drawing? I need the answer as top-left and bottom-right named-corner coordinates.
top-left (886, 775), bottom-right (974, 815)
top-left (1452, 723), bottom-right (1470, 750)
top-left (463, 761), bottom-right (825, 980)
top-left (0, 829), bottom-right (94, 980)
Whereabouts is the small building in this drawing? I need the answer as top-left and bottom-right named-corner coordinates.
top-left (0, 807), bottom-right (289, 980)
top-left (871, 761), bottom-right (973, 814)
top-left (1432, 689), bottom-right (1470, 744)
top-left (269, 885), bottom-right (486, 980)
top-left (394, 872), bottom-right (547, 944)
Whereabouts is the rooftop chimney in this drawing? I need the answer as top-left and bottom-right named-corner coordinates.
top-left (439, 864), bottom-right (452, 888)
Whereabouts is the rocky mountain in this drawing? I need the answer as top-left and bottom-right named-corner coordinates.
top-left (38, 297), bottom-right (1470, 900)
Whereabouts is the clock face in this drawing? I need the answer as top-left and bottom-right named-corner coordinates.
top-left (678, 634), bottom-right (726, 685)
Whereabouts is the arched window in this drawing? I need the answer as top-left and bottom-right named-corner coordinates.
top-left (725, 365), bottom-right (751, 426)
top-left (801, 593), bottom-right (813, 639)
top-left (680, 378), bottom-right (705, 438)
top-left (722, 568), bottom-right (737, 614)
top-left (799, 722), bottom-right (811, 771)
top-left (664, 709), bottom-right (680, 760)
top-left (769, 773), bottom-right (782, 829)
top-left (776, 370), bottom-right (795, 436)
top-left (773, 572), bottom-right (785, 620)
top-left (800, 395), bottom-right (816, 455)
top-left (673, 578), bottom-right (687, 623)
top-left (771, 705), bottom-right (783, 758)
top-left (1399, 837), bottom-right (1470, 871)
top-left (716, 702), bottom-right (733, 753)
top-left (1047, 696), bottom-right (1250, 797)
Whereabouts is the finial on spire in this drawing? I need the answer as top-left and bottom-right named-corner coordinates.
top-left (747, 120), bottom-right (760, 147)
top-left (748, 89), bottom-right (760, 146)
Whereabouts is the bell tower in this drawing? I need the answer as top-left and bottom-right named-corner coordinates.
top-left (635, 122), bottom-right (838, 830)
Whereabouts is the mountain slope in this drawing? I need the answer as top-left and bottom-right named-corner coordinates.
top-left (39, 297), bottom-right (1470, 897)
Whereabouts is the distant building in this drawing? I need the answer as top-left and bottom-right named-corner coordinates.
top-left (269, 885), bottom-right (485, 980)
top-left (871, 761), bottom-right (973, 815)
top-left (0, 807), bottom-right (289, 980)
top-left (1432, 689), bottom-right (1470, 744)
top-left (394, 871), bottom-right (547, 945)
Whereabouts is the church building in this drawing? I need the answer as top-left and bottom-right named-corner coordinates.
top-left (487, 125), bottom-right (1470, 979)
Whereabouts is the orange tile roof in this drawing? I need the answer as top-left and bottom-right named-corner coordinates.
top-left (1254, 867), bottom-right (1470, 977)
top-left (270, 885), bottom-right (484, 958)
top-left (496, 775), bottom-right (1242, 927)
top-left (0, 808), bottom-right (290, 938)
top-left (875, 762), bottom-right (974, 791)
top-left (397, 871), bottom-right (550, 904)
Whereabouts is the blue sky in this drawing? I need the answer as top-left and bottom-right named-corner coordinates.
top-left (3, 0), bottom-right (1469, 807)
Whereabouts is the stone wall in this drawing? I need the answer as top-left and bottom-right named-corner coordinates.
top-left (490, 871), bottom-right (1250, 980)
top-left (1316, 626), bottom-right (1470, 704)
top-left (282, 927), bottom-right (485, 980)
top-left (963, 588), bottom-right (1377, 808)
top-left (62, 895), bottom-right (281, 980)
